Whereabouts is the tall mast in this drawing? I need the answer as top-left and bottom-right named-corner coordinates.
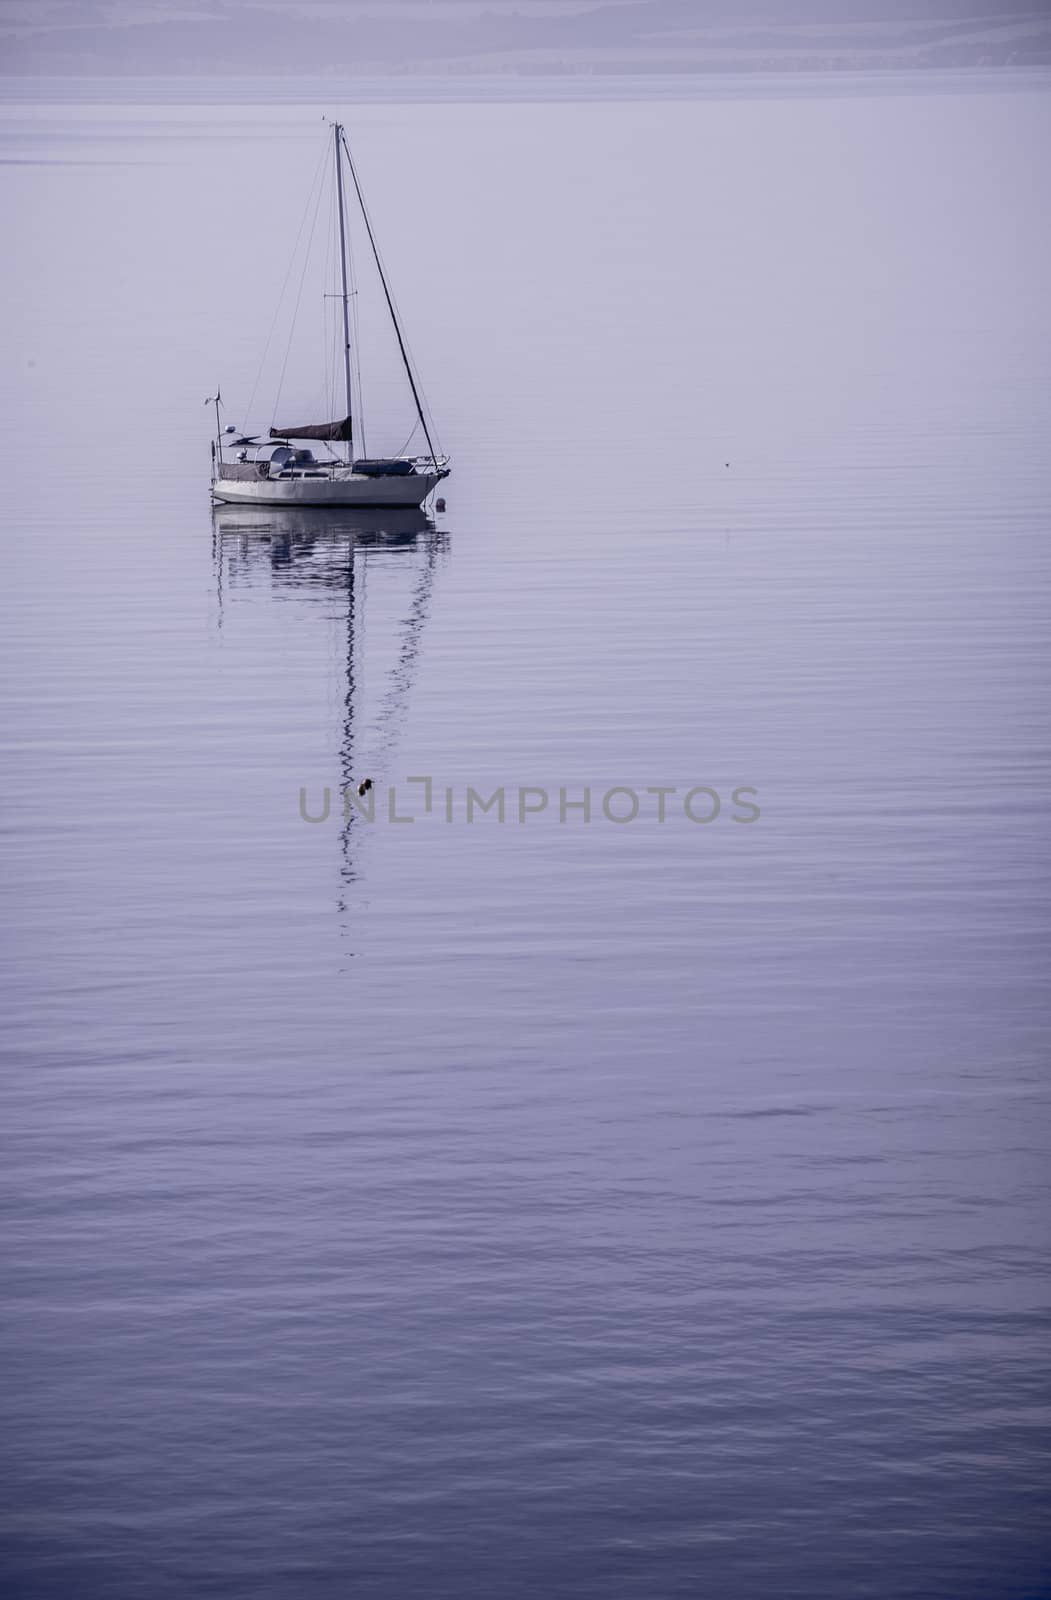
top-left (333, 121), bottom-right (354, 464)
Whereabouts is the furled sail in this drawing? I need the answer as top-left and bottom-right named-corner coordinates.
top-left (269, 417), bottom-right (353, 442)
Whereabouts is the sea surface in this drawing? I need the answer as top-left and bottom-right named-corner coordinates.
top-left (1, 74), bottom-right (1050, 1600)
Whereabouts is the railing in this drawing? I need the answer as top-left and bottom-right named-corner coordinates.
top-left (217, 455), bottom-right (449, 483)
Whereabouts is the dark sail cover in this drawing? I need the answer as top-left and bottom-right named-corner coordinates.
top-left (269, 416), bottom-right (353, 442)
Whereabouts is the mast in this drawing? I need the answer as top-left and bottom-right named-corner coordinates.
top-left (333, 121), bottom-right (354, 464)
top-left (339, 128), bottom-right (440, 473)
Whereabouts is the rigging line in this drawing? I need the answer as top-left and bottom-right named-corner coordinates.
top-left (320, 171), bottom-right (336, 424)
top-left (339, 130), bottom-right (440, 469)
top-left (348, 195), bottom-right (441, 459)
top-left (385, 298), bottom-right (441, 458)
top-left (373, 284), bottom-right (441, 457)
top-left (272, 152), bottom-right (328, 428)
top-left (394, 418), bottom-right (422, 459)
top-left (331, 195), bottom-right (343, 429)
top-left (338, 147), bottom-right (366, 457)
top-left (320, 184), bottom-right (330, 418)
top-left (327, 189), bottom-right (343, 429)
top-left (348, 213), bottom-right (366, 457)
top-left (245, 140), bottom-right (329, 430)
top-left (393, 304), bottom-right (441, 454)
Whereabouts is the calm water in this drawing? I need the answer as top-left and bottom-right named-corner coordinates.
top-left (2, 77), bottom-right (1050, 1599)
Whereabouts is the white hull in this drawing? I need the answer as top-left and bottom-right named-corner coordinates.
top-left (211, 472), bottom-right (440, 508)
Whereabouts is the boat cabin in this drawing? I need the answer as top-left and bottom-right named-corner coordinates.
top-left (217, 443), bottom-right (430, 484)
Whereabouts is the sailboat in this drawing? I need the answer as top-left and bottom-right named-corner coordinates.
top-left (210, 121), bottom-right (450, 510)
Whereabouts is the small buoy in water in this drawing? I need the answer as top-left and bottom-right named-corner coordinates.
top-left (724, 461), bottom-right (730, 468)
top-left (357, 778), bottom-right (372, 798)
top-left (435, 496), bottom-right (446, 512)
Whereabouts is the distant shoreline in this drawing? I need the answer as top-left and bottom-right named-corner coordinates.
top-left (1, 65), bottom-right (1049, 107)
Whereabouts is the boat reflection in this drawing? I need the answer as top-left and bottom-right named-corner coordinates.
top-left (213, 502), bottom-right (434, 571)
top-left (212, 502), bottom-right (448, 913)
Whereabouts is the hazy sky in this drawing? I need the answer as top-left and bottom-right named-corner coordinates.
top-left (2, 0), bottom-right (1047, 74)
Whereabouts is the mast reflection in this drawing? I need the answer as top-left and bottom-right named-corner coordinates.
top-left (212, 502), bottom-right (448, 915)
